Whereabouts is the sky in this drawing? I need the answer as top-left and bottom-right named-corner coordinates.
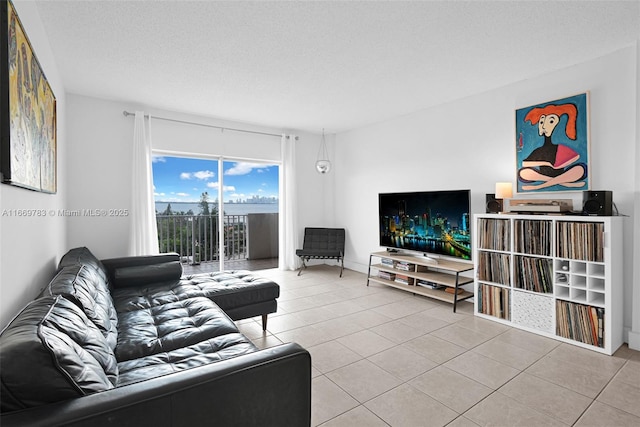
top-left (152, 156), bottom-right (279, 203)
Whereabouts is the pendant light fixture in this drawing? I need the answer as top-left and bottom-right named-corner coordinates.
top-left (315, 129), bottom-right (332, 174)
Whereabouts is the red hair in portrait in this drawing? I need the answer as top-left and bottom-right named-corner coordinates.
top-left (524, 103), bottom-right (577, 140)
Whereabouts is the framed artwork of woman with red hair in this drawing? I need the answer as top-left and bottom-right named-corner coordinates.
top-left (516, 92), bottom-right (589, 193)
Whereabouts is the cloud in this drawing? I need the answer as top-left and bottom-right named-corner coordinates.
top-left (224, 162), bottom-right (276, 176)
top-left (180, 170), bottom-right (215, 180)
top-left (194, 170), bottom-right (215, 180)
top-left (152, 156), bottom-right (166, 163)
top-left (207, 182), bottom-right (236, 192)
top-left (176, 192), bottom-right (190, 197)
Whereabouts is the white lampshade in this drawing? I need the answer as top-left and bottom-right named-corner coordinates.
top-left (495, 182), bottom-right (513, 199)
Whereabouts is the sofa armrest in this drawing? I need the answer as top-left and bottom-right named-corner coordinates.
top-left (0, 342), bottom-right (311, 427)
top-left (101, 253), bottom-right (182, 288)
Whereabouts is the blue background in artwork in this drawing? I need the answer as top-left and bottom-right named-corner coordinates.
top-left (515, 93), bottom-right (589, 193)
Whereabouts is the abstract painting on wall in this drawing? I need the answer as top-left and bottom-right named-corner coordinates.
top-left (515, 92), bottom-right (589, 194)
top-left (1, 0), bottom-right (57, 193)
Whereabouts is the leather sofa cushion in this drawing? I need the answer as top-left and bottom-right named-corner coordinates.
top-left (182, 271), bottom-right (281, 311)
top-left (58, 246), bottom-right (110, 282)
top-left (101, 253), bottom-right (182, 288)
top-left (117, 332), bottom-right (257, 387)
top-left (112, 270), bottom-right (279, 313)
top-left (295, 248), bottom-right (343, 257)
top-left (42, 264), bottom-right (118, 350)
top-left (0, 296), bottom-right (118, 412)
top-left (112, 260), bottom-right (183, 288)
top-left (115, 297), bottom-right (240, 362)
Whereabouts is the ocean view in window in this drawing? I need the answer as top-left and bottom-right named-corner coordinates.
top-left (152, 155), bottom-right (279, 214)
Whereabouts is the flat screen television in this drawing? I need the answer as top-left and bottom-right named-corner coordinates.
top-left (378, 189), bottom-right (471, 261)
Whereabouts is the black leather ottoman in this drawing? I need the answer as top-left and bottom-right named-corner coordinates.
top-left (179, 270), bottom-right (280, 329)
top-left (112, 270), bottom-right (280, 330)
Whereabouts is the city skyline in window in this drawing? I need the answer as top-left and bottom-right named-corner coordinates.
top-left (152, 156), bottom-right (279, 204)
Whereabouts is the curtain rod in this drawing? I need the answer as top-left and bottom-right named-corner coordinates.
top-left (122, 110), bottom-right (289, 139)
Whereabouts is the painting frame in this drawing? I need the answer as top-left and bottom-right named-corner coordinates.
top-left (515, 92), bottom-right (590, 194)
top-left (1, 0), bottom-right (57, 193)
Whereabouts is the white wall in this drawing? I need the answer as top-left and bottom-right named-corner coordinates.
top-left (64, 96), bottom-right (134, 258)
top-left (0, 1), bottom-right (67, 329)
top-left (335, 46), bottom-right (638, 345)
top-left (630, 39), bottom-right (640, 350)
top-left (295, 131), bottom-right (336, 228)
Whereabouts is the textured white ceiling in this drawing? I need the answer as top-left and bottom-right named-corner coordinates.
top-left (34, 1), bottom-right (639, 133)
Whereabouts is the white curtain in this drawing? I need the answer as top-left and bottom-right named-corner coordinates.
top-left (129, 112), bottom-right (159, 256)
top-left (279, 134), bottom-right (299, 270)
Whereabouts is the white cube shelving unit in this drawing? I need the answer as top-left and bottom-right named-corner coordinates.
top-left (474, 213), bottom-right (623, 355)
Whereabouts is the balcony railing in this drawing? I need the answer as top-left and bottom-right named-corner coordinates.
top-left (156, 214), bottom-right (247, 265)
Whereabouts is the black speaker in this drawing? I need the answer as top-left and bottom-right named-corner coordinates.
top-left (582, 190), bottom-right (613, 216)
top-left (486, 194), bottom-right (503, 213)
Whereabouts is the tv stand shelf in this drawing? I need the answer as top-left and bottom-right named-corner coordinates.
top-left (367, 251), bottom-right (473, 312)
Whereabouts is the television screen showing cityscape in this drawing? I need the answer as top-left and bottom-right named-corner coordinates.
top-left (378, 190), bottom-right (471, 260)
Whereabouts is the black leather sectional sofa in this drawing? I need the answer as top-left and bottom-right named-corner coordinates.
top-left (0, 247), bottom-right (311, 426)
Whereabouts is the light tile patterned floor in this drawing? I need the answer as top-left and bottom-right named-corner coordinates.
top-left (232, 264), bottom-right (640, 427)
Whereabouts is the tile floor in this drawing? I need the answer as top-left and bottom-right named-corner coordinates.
top-left (232, 264), bottom-right (640, 427)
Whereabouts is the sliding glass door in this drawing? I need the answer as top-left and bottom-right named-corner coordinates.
top-left (152, 154), bottom-right (279, 272)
